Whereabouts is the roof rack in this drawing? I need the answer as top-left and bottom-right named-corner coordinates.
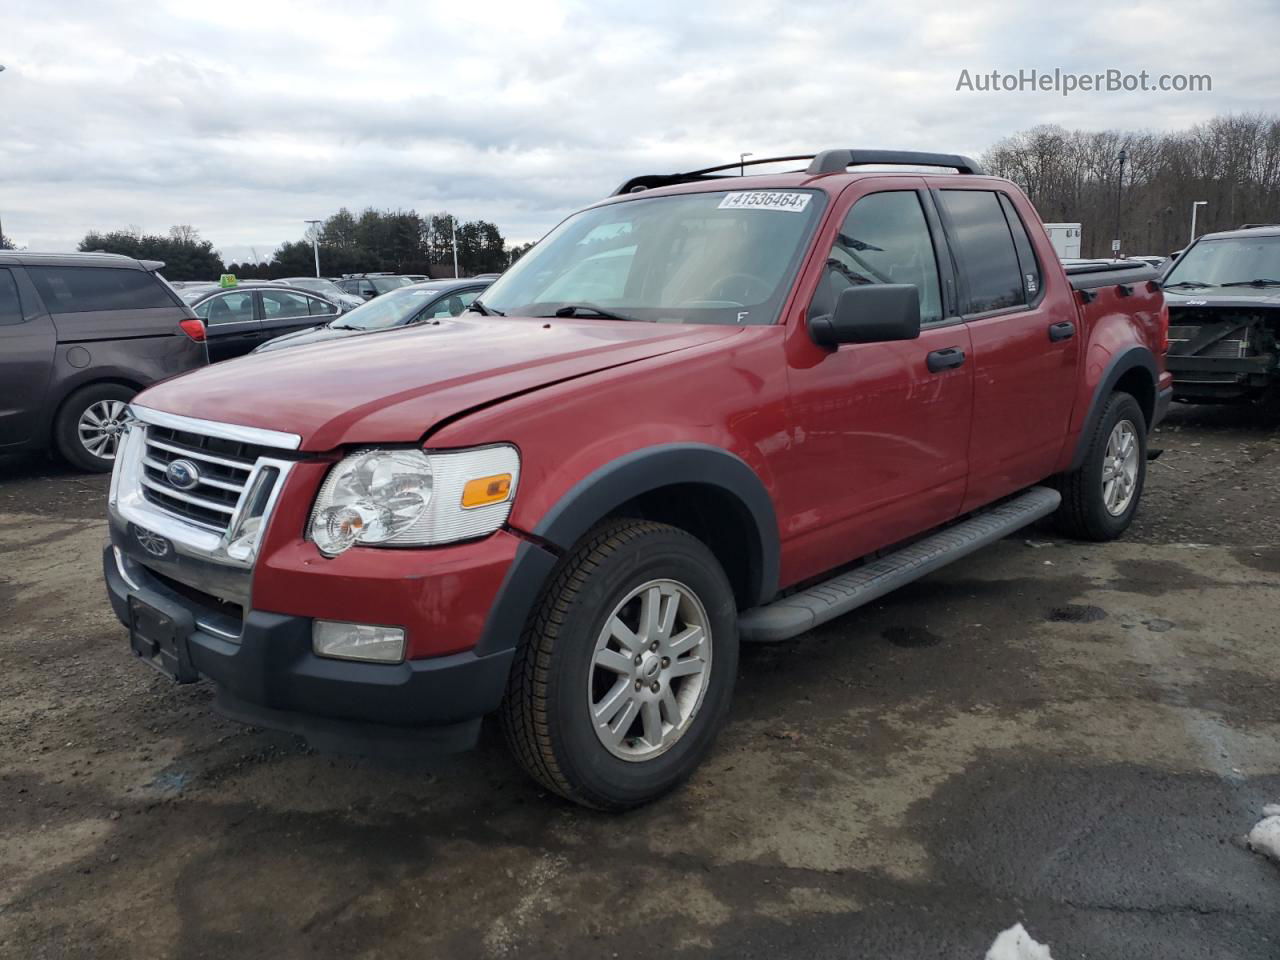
top-left (611, 149), bottom-right (984, 196)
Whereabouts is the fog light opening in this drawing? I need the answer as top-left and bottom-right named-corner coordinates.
top-left (312, 621), bottom-right (406, 663)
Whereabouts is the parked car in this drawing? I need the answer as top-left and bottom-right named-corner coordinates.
top-left (0, 251), bottom-right (207, 471)
top-left (335, 273), bottom-right (417, 300)
top-left (104, 149), bottom-right (1169, 810)
top-left (177, 282), bottom-right (342, 362)
top-left (1161, 223), bottom-right (1280, 407)
top-left (276, 277), bottom-right (365, 313)
top-left (253, 277), bottom-right (493, 354)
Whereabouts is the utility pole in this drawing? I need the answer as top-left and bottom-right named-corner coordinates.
top-left (1189, 201), bottom-right (1208, 245)
top-left (451, 216), bottom-right (459, 278)
top-left (304, 220), bottom-right (322, 277)
top-left (1113, 147), bottom-right (1127, 258)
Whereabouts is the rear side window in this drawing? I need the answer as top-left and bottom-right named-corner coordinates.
top-left (26, 266), bottom-right (176, 314)
top-left (938, 191), bottom-right (1025, 313)
top-left (308, 295), bottom-right (338, 317)
top-left (0, 269), bottom-right (23, 325)
top-left (998, 194), bottom-right (1042, 301)
top-left (197, 292), bottom-right (255, 324)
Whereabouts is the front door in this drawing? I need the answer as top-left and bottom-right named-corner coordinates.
top-left (778, 183), bottom-right (974, 585)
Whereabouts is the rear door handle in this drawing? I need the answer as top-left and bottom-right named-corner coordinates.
top-left (926, 347), bottom-right (966, 373)
top-left (1049, 321), bottom-right (1076, 342)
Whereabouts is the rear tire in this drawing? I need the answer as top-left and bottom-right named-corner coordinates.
top-left (54, 383), bottom-right (136, 473)
top-left (1053, 391), bottom-right (1147, 541)
top-left (501, 520), bottom-right (739, 811)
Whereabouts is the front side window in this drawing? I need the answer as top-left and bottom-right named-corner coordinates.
top-left (0, 269), bottom-right (24, 325)
top-left (817, 191), bottom-right (943, 324)
top-left (1163, 235), bottom-right (1280, 292)
top-left (308, 295), bottom-right (338, 316)
top-left (198, 292), bottom-right (255, 324)
top-left (938, 190), bottom-right (1026, 313)
top-left (260, 290), bottom-right (313, 319)
top-left (479, 189), bottom-right (825, 325)
top-left (26, 266), bottom-right (176, 314)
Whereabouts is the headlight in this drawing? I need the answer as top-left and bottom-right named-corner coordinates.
top-left (308, 445), bottom-right (519, 556)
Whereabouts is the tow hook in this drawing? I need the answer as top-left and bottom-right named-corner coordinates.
top-left (1146, 448), bottom-right (1164, 461)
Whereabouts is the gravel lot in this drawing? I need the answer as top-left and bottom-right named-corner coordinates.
top-left (2, 403), bottom-right (1278, 959)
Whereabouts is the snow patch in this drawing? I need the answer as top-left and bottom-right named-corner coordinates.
top-left (985, 923), bottom-right (1054, 960)
top-left (1249, 808), bottom-right (1280, 864)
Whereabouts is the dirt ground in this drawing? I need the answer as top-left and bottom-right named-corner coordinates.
top-left (1, 402), bottom-right (1278, 959)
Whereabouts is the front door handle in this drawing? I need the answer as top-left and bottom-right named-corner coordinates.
top-left (1049, 321), bottom-right (1076, 342)
top-left (926, 347), bottom-right (966, 373)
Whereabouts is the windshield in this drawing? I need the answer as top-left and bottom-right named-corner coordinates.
top-left (479, 189), bottom-right (825, 325)
top-left (1164, 235), bottom-right (1280, 290)
top-left (334, 285), bottom-right (444, 330)
top-left (371, 276), bottom-right (415, 294)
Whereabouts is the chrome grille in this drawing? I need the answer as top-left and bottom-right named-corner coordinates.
top-left (139, 425), bottom-right (271, 532)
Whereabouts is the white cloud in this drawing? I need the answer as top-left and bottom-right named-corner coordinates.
top-left (0, 0), bottom-right (1271, 260)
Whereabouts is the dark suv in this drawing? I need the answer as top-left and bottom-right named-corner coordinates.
top-left (0, 252), bottom-right (207, 472)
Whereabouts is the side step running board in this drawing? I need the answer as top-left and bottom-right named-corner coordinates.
top-left (738, 486), bottom-right (1062, 643)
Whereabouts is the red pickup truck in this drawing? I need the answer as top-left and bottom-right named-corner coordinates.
top-left (104, 150), bottom-right (1171, 809)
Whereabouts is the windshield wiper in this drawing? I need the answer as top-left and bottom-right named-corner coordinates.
top-left (328, 322), bottom-right (360, 330)
top-left (1162, 280), bottom-right (1216, 290)
top-left (467, 299), bottom-right (504, 316)
top-left (544, 304), bottom-right (641, 322)
top-left (1221, 278), bottom-right (1280, 287)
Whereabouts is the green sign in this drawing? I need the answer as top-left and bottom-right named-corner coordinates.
top-left (218, 274), bottom-right (237, 288)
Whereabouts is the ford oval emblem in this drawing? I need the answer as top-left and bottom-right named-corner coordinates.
top-left (165, 458), bottom-right (201, 491)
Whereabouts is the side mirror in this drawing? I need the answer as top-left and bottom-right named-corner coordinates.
top-left (809, 284), bottom-right (922, 347)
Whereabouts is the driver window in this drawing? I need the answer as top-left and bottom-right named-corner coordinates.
top-left (821, 191), bottom-right (943, 324)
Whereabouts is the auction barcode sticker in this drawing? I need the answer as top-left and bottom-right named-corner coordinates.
top-left (718, 191), bottom-right (812, 213)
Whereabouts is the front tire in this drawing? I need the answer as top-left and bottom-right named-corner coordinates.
top-left (501, 520), bottom-right (739, 810)
top-left (54, 383), bottom-right (136, 473)
top-left (1053, 391), bottom-right (1147, 541)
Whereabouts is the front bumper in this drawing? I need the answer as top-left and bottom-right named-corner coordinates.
top-left (105, 539), bottom-right (528, 757)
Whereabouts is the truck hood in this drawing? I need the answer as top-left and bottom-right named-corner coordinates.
top-left (136, 315), bottom-right (742, 451)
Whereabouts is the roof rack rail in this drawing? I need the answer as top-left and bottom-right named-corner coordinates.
top-left (806, 150), bottom-right (984, 176)
top-left (1237, 223), bottom-right (1280, 229)
top-left (610, 149), bottom-right (983, 196)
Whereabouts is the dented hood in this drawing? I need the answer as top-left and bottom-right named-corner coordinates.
top-left (135, 315), bottom-right (741, 451)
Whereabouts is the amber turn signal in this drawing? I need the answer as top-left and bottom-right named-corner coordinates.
top-left (461, 473), bottom-right (513, 508)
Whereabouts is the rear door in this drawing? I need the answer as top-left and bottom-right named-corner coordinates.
top-left (780, 182), bottom-right (975, 578)
top-left (195, 291), bottom-right (260, 361)
top-left (930, 184), bottom-right (1079, 510)
top-left (0, 266), bottom-right (55, 447)
top-left (258, 288), bottom-right (327, 341)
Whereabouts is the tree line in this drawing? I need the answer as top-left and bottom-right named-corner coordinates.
top-left (984, 113), bottom-right (1280, 258)
top-left (77, 209), bottom-right (513, 281)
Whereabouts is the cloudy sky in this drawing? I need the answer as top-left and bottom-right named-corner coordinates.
top-left (2, 0), bottom-right (1275, 263)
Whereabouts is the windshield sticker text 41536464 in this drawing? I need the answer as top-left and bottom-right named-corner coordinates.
top-left (718, 191), bottom-right (812, 213)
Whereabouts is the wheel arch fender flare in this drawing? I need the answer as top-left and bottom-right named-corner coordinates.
top-left (1069, 345), bottom-right (1158, 471)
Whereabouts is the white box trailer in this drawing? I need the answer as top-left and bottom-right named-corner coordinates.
top-left (1043, 223), bottom-right (1082, 259)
